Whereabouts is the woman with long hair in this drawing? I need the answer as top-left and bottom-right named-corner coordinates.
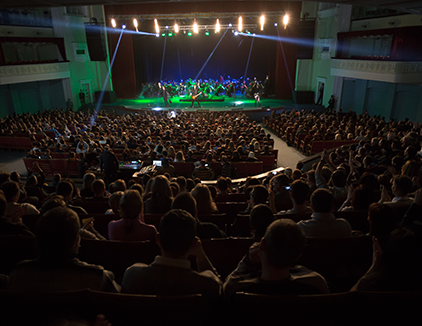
top-left (191, 183), bottom-right (219, 215)
top-left (144, 175), bottom-right (173, 214)
top-left (108, 189), bottom-right (157, 241)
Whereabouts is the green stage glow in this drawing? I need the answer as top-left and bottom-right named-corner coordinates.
top-left (168, 32), bottom-right (173, 37)
top-left (205, 31), bottom-right (209, 36)
top-left (247, 31), bottom-right (251, 34)
top-left (187, 31), bottom-right (192, 36)
top-left (161, 33), bottom-right (165, 37)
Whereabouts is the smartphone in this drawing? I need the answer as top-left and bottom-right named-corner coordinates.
top-left (285, 186), bottom-right (291, 191)
top-left (272, 171), bottom-right (277, 175)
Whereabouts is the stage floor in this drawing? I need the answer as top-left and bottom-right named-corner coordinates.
top-left (93, 95), bottom-right (317, 113)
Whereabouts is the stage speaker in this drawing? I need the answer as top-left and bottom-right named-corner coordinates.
top-left (85, 23), bottom-right (107, 61)
top-left (95, 91), bottom-right (116, 103)
top-left (296, 20), bottom-right (315, 60)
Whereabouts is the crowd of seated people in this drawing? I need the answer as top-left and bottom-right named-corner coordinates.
top-left (1, 107), bottom-right (422, 324)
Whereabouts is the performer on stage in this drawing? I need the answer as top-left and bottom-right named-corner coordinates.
top-left (190, 84), bottom-right (202, 108)
top-left (161, 86), bottom-right (171, 107)
top-left (254, 91), bottom-right (261, 107)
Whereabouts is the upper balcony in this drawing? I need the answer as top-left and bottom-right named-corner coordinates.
top-left (331, 25), bottom-right (422, 84)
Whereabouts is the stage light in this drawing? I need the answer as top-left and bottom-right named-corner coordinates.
top-left (283, 14), bottom-right (289, 29)
top-left (193, 21), bottom-right (198, 34)
top-left (122, 24), bottom-right (126, 29)
top-left (215, 19), bottom-right (220, 33)
top-left (228, 23), bottom-right (232, 27)
top-left (111, 18), bottom-right (116, 28)
top-left (174, 23), bottom-right (179, 33)
top-left (238, 16), bottom-right (242, 32)
top-left (187, 31), bottom-right (193, 36)
top-left (154, 19), bottom-right (159, 34)
top-left (133, 19), bottom-right (138, 28)
top-left (155, 33), bottom-right (159, 37)
top-left (205, 31), bottom-right (209, 36)
top-left (260, 15), bottom-right (265, 31)
top-left (161, 33), bottom-right (165, 37)
top-left (274, 22), bottom-right (278, 27)
top-left (168, 32), bottom-right (173, 37)
top-left (234, 31), bottom-right (239, 36)
top-left (246, 31), bottom-right (251, 35)
top-left (165, 26), bottom-right (168, 29)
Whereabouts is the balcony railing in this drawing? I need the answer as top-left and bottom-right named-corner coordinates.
top-left (0, 62), bottom-right (70, 85)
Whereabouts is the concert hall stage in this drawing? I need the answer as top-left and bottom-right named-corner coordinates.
top-left (89, 95), bottom-right (321, 114)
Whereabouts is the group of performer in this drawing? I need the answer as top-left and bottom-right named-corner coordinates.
top-left (141, 75), bottom-right (270, 107)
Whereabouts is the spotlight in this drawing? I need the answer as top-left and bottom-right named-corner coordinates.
top-left (154, 19), bottom-right (159, 34)
top-left (122, 24), bottom-right (126, 29)
top-left (174, 23), bottom-right (179, 33)
top-left (260, 15), bottom-right (265, 31)
top-left (111, 18), bottom-right (116, 28)
top-left (133, 19), bottom-right (138, 28)
top-left (187, 31), bottom-right (192, 36)
top-left (193, 21), bottom-right (198, 33)
top-left (238, 16), bottom-right (242, 32)
top-left (274, 22), bottom-right (278, 27)
top-left (215, 19), bottom-right (220, 33)
top-left (168, 32), bottom-right (173, 37)
top-left (161, 33), bottom-right (166, 37)
top-left (283, 14), bottom-right (289, 29)
top-left (155, 33), bottom-right (159, 37)
top-left (228, 23), bottom-right (232, 27)
top-left (234, 31), bottom-right (238, 36)
top-left (165, 26), bottom-right (169, 29)
top-left (205, 31), bottom-right (209, 36)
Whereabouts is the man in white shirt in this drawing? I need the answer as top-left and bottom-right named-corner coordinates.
top-left (380, 174), bottom-right (414, 208)
top-left (1, 181), bottom-right (39, 217)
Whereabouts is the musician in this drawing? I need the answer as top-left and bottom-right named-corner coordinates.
top-left (161, 86), bottom-right (171, 107)
top-left (254, 91), bottom-right (261, 107)
top-left (190, 84), bottom-right (201, 108)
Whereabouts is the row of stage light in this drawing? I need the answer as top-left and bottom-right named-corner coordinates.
top-left (110, 14), bottom-right (289, 35)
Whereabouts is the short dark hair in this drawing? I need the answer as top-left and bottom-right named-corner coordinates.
top-left (92, 179), bottom-right (106, 196)
top-left (56, 181), bottom-right (73, 198)
top-left (331, 170), bottom-right (346, 188)
top-left (393, 175), bottom-right (413, 195)
top-left (368, 203), bottom-right (398, 236)
top-left (263, 219), bottom-right (306, 268)
top-left (311, 188), bottom-right (334, 213)
top-left (171, 192), bottom-right (197, 217)
top-left (290, 180), bottom-right (309, 205)
top-left (36, 207), bottom-right (80, 257)
top-left (250, 204), bottom-right (274, 239)
top-left (0, 181), bottom-right (20, 202)
top-left (251, 185), bottom-right (269, 205)
top-left (216, 177), bottom-right (228, 192)
top-left (159, 209), bottom-right (197, 256)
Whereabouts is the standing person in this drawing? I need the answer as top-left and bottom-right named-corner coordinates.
top-left (99, 146), bottom-right (119, 188)
top-left (254, 91), bottom-right (261, 107)
top-left (162, 86), bottom-right (171, 107)
top-left (190, 84), bottom-right (201, 108)
top-left (79, 90), bottom-right (85, 106)
top-left (326, 95), bottom-right (335, 113)
top-left (66, 98), bottom-right (73, 111)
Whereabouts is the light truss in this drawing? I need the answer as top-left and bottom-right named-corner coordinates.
top-left (159, 24), bottom-right (257, 32)
top-left (109, 11), bottom-right (291, 21)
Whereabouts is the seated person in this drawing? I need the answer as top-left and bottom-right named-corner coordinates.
top-left (249, 204), bottom-right (274, 240)
top-left (224, 219), bottom-right (329, 300)
top-left (0, 190), bottom-right (34, 236)
top-left (192, 160), bottom-right (215, 181)
top-left (380, 175), bottom-right (414, 209)
top-left (1, 181), bottom-right (39, 217)
top-left (351, 227), bottom-right (422, 291)
top-left (84, 179), bottom-right (110, 201)
top-left (122, 209), bottom-right (221, 300)
top-left (157, 158), bottom-right (175, 177)
top-left (171, 192), bottom-right (226, 239)
top-left (275, 180), bottom-right (312, 215)
top-left (105, 191), bottom-right (124, 215)
top-left (108, 189), bottom-right (157, 242)
top-left (80, 173), bottom-right (95, 198)
top-left (8, 207), bottom-right (120, 292)
top-left (297, 188), bottom-right (352, 237)
top-left (56, 181), bottom-right (87, 215)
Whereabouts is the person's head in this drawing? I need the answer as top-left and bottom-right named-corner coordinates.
top-left (260, 219), bottom-right (306, 269)
top-left (92, 179), bottom-right (106, 197)
top-left (56, 181), bottom-right (74, 202)
top-left (310, 188), bottom-right (334, 213)
top-left (271, 174), bottom-right (289, 192)
top-left (0, 173), bottom-right (11, 185)
top-left (36, 207), bottom-right (80, 258)
top-left (250, 185), bottom-right (269, 206)
top-left (0, 181), bottom-right (20, 203)
top-left (82, 173), bottom-right (95, 189)
top-left (216, 177), bottom-right (229, 193)
top-left (0, 190), bottom-right (6, 217)
top-left (171, 192), bottom-right (197, 218)
top-left (191, 183), bottom-right (217, 215)
top-left (53, 173), bottom-right (62, 184)
top-left (151, 175), bottom-right (173, 199)
top-left (351, 185), bottom-right (375, 211)
top-left (250, 204), bottom-right (274, 239)
top-left (290, 180), bottom-right (309, 205)
top-left (158, 209), bottom-right (197, 258)
top-left (108, 191), bottom-right (124, 215)
top-left (175, 176), bottom-right (187, 192)
top-left (111, 179), bottom-right (127, 193)
top-left (331, 170), bottom-right (347, 188)
top-left (359, 172), bottom-right (379, 191)
top-left (120, 189), bottom-right (143, 220)
top-left (392, 175), bottom-right (413, 197)
top-left (367, 203), bottom-right (398, 236)
top-left (130, 183), bottom-right (144, 197)
top-left (39, 195), bottom-right (66, 215)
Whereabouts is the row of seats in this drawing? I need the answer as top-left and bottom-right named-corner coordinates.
top-left (2, 288), bottom-right (419, 326)
top-left (0, 234), bottom-right (372, 291)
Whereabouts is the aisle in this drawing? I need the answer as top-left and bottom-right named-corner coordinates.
top-left (262, 126), bottom-right (306, 169)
